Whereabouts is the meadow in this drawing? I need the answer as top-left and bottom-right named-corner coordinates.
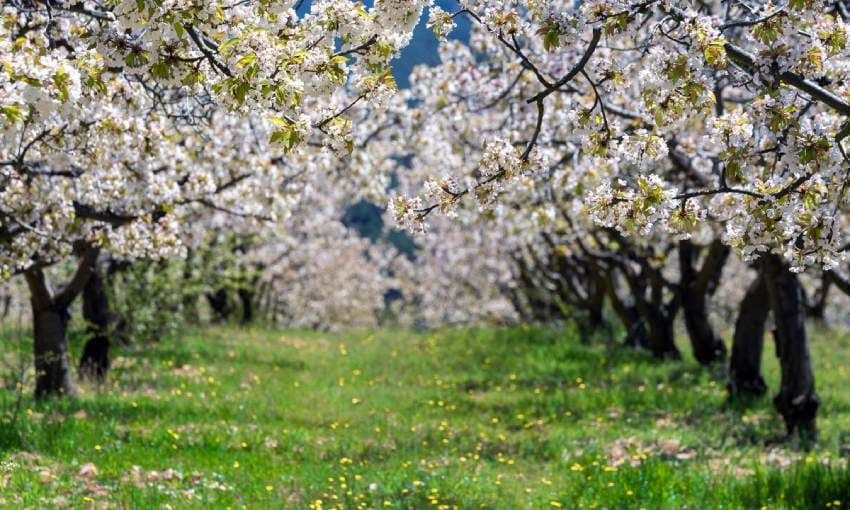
top-left (0, 325), bottom-right (849, 509)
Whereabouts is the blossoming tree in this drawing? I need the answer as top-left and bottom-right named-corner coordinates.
top-left (1, 0), bottom-right (430, 397)
top-left (388, 0), bottom-right (850, 438)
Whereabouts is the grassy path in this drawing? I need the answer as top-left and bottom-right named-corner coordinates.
top-left (0, 326), bottom-right (849, 508)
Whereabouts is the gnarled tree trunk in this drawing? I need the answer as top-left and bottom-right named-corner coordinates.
top-left (79, 264), bottom-right (111, 382)
top-left (763, 254), bottom-right (819, 439)
top-left (630, 267), bottom-right (679, 359)
top-left (238, 287), bottom-right (254, 325)
top-left (728, 274), bottom-right (769, 397)
top-left (679, 240), bottom-right (728, 365)
top-left (28, 275), bottom-right (75, 399)
top-left (579, 274), bottom-right (606, 340)
top-left (181, 248), bottom-right (200, 324)
top-left (644, 305), bottom-right (680, 359)
top-left (206, 288), bottom-right (233, 323)
top-left (24, 243), bottom-right (99, 399)
top-left (512, 253), bottom-right (562, 323)
top-left (0, 293), bottom-right (10, 319)
top-left (602, 271), bottom-right (648, 348)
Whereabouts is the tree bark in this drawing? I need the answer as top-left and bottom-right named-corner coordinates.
top-left (763, 254), bottom-right (819, 439)
top-left (728, 275), bottom-right (769, 397)
top-left (206, 288), bottom-right (232, 323)
top-left (105, 259), bottom-right (132, 347)
top-left (602, 271), bottom-right (648, 348)
top-left (503, 284), bottom-right (531, 322)
top-left (181, 248), bottom-right (200, 324)
top-left (582, 274), bottom-right (606, 338)
top-left (0, 293), bottom-right (10, 319)
top-left (679, 240), bottom-right (728, 365)
top-left (79, 265), bottom-right (111, 382)
top-left (27, 273), bottom-right (75, 399)
top-left (512, 253), bottom-right (562, 322)
top-left (621, 308), bottom-right (649, 348)
top-left (238, 287), bottom-right (254, 325)
top-left (627, 268), bottom-right (679, 359)
top-left (23, 243), bottom-right (100, 399)
top-left (549, 251), bottom-right (606, 341)
top-left (645, 305), bottom-right (680, 359)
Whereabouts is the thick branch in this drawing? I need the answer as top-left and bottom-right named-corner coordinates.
top-left (54, 242), bottom-right (101, 308)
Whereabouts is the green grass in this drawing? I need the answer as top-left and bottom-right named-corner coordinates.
top-left (0, 325), bottom-right (849, 509)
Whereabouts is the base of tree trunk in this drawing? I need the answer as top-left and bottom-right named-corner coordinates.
top-left (728, 275), bottom-right (770, 400)
top-left (648, 315), bottom-right (680, 359)
top-left (686, 317), bottom-right (727, 365)
top-left (691, 339), bottom-right (727, 365)
top-left (33, 307), bottom-right (77, 399)
top-left (207, 288), bottom-right (233, 323)
top-left (727, 373), bottom-right (768, 397)
top-left (79, 336), bottom-right (110, 382)
top-left (80, 265), bottom-right (112, 382)
top-left (238, 288), bottom-right (254, 325)
top-left (763, 254), bottom-right (819, 440)
top-left (651, 348), bottom-right (681, 360)
top-left (774, 392), bottom-right (820, 440)
top-left (623, 329), bottom-right (649, 349)
top-left (25, 245), bottom-right (100, 400)
top-left (679, 240), bottom-right (729, 366)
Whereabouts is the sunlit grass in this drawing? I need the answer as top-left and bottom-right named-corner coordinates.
top-left (0, 325), bottom-right (848, 508)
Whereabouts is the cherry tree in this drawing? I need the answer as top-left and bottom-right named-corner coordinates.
top-left (388, 0), bottom-right (850, 438)
top-left (1, 0), bottom-right (435, 397)
top-left (388, 214), bottom-right (519, 328)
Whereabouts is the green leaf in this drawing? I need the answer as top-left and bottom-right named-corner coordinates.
top-left (537, 22), bottom-right (562, 52)
top-left (151, 61), bottom-right (172, 80)
top-left (269, 118), bottom-right (303, 153)
top-left (219, 37), bottom-right (241, 56)
top-left (703, 39), bottom-right (727, 68)
top-left (665, 55), bottom-right (690, 82)
top-left (1, 104), bottom-right (24, 123)
top-left (236, 53), bottom-right (257, 68)
top-left (53, 69), bottom-right (71, 102)
top-left (270, 126), bottom-right (302, 153)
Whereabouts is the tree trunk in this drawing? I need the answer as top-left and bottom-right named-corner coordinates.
top-left (206, 288), bottom-right (232, 323)
top-left (23, 244), bottom-right (100, 399)
top-left (645, 306), bottom-right (680, 359)
top-left (503, 284), bottom-right (531, 322)
top-left (79, 266), bottom-right (111, 382)
top-left (583, 279), bottom-right (606, 337)
top-left (680, 289), bottom-right (725, 363)
top-left (602, 271), bottom-right (648, 348)
top-left (105, 260), bottom-right (132, 347)
top-left (638, 273), bottom-right (679, 359)
top-left (763, 254), bottom-right (819, 439)
top-left (238, 287), bottom-right (254, 325)
top-left (679, 241), bottom-right (728, 365)
top-left (621, 309), bottom-right (649, 349)
top-left (1, 294), bottom-right (10, 319)
top-left (25, 268), bottom-right (77, 399)
top-left (728, 275), bottom-right (769, 397)
top-left (181, 249), bottom-right (200, 324)
top-left (513, 254), bottom-right (561, 322)
top-left (624, 325), bottom-right (649, 349)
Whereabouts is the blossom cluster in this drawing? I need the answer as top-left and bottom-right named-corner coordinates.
top-left (387, 0), bottom-right (850, 272)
